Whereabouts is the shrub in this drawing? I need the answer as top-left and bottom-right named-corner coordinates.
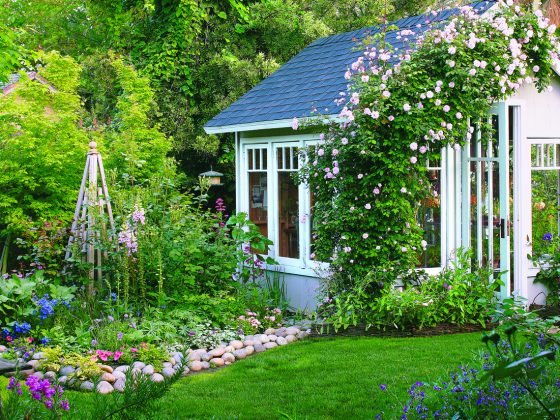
top-left (322, 251), bottom-right (496, 330)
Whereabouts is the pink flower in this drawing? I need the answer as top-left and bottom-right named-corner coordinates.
top-left (357, 173), bottom-right (363, 179)
top-left (362, 233), bottom-right (369, 239)
top-left (410, 156), bottom-right (417, 164)
top-left (371, 110), bottom-right (380, 119)
top-left (403, 103), bottom-right (411, 112)
top-left (426, 91), bottom-right (434, 99)
top-left (130, 347), bottom-right (138, 353)
top-left (469, 68), bottom-right (476, 76)
top-left (448, 46), bottom-right (457, 54)
top-left (388, 115), bottom-right (395, 121)
top-left (410, 142), bottom-right (418, 151)
top-left (382, 90), bottom-right (391, 98)
top-left (443, 105), bottom-right (451, 112)
top-left (401, 247), bottom-right (407, 252)
top-left (533, 65), bottom-right (540, 73)
top-left (361, 75), bottom-right (370, 83)
top-left (332, 149), bottom-right (339, 156)
top-left (456, 112), bottom-right (462, 119)
top-left (419, 146), bottom-right (427, 154)
top-left (114, 351), bottom-right (123, 361)
top-left (365, 203), bottom-right (371, 209)
top-left (318, 148), bottom-right (324, 156)
top-left (292, 117), bottom-right (299, 130)
top-left (400, 187), bottom-right (407, 193)
top-left (341, 137), bottom-right (348, 145)
top-left (373, 188), bottom-right (380, 195)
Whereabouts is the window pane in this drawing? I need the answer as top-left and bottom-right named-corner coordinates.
top-left (278, 172), bottom-right (299, 258)
top-left (417, 168), bottom-right (441, 268)
top-left (531, 161), bottom-right (560, 256)
top-left (249, 172), bottom-right (268, 250)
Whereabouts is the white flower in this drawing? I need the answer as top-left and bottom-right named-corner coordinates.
top-left (410, 156), bottom-right (417, 164)
top-left (382, 90), bottom-right (391, 98)
top-left (410, 142), bottom-right (418, 151)
top-left (400, 187), bottom-right (407, 193)
top-left (291, 117), bottom-right (299, 130)
top-left (363, 233), bottom-right (369, 239)
top-left (421, 240), bottom-right (427, 249)
top-left (403, 103), bottom-right (411, 112)
top-left (443, 105), bottom-right (451, 112)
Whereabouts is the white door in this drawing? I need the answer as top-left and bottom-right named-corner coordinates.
top-left (461, 103), bottom-right (511, 298)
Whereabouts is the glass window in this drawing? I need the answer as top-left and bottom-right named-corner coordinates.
top-left (531, 143), bottom-right (560, 256)
top-left (247, 147), bottom-right (268, 245)
top-left (417, 158), bottom-right (442, 268)
top-left (277, 146), bottom-right (299, 259)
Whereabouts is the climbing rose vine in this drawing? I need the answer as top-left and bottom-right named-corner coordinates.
top-left (299, 2), bottom-right (560, 294)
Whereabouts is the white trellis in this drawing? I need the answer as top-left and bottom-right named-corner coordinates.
top-left (66, 141), bottom-right (115, 292)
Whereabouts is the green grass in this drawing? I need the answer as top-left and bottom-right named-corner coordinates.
top-left (2, 333), bottom-right (485, 419)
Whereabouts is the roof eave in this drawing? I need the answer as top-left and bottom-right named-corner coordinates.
top-left (204, 115), bottom-right (338, 134)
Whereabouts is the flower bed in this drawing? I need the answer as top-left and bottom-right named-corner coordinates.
top-left (0, 325), bottom-right (310, 394)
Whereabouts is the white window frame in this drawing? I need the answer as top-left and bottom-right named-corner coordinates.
top-left (239, 134), bottom-right (453, 276)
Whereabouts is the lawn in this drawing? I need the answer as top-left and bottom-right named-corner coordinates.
top-left (5, 332), bottom-right (484, 419)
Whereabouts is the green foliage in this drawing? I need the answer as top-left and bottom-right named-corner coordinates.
top-left (134, 343), bottom-right (168, 371)
top-left (322, 251), bottom-right (497, 331)
top-left (0, 51), bottom-right (87, 236)
top-left (65, 353), bottom-right (102, 381)
top-left (0, 24), bottom-right (23, 83)
top-left (0, 274), bottom-right (37, 325)
top-left (531, 235), bottom-right (560, 305)
top-left (40, 346), bottom-right (65, 372)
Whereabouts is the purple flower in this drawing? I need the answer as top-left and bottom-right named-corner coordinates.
top-left (60, 400), bottom-right (70, 411)
top-left (543, 232), bottom-right (553, 242)
top-left (188, 331), bottom-right (196, 337)
top-left (380, 384), bottom-right (387, 391)
top-left (117, 332), bottom-right (123, 340)
top-left (108, 315), bottom-right (114, 322)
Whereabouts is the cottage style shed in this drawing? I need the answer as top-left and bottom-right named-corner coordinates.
top-left (205, 0), bottom-right (560, 309)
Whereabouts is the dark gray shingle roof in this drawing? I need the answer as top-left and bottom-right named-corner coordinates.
top-left (205, 1), bottom-right (495, 133)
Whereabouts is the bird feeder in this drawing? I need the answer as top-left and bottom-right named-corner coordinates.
top-left (199, 168), bottom-right (224, 186)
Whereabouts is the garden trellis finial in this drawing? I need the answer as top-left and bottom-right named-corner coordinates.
top-left (66, 141), bottom-right (115, 292)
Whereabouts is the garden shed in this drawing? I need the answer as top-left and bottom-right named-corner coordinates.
top-left (205, 0), bottom-right (560, 309)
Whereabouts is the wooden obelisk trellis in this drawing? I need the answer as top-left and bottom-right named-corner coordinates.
top-left (66, 141), bottom-right (115, 294)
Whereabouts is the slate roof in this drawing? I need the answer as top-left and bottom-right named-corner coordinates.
top-left (204, 1), bottom-right (496, 133)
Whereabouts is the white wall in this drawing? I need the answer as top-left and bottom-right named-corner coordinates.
top-left (511, 76), bottom-right (560, 305)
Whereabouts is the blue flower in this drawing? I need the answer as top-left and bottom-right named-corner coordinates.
top-left (543, 232), bottom-right (553, 242)
top-left (41, 337), bottom-right (50, 346)
top-left (379, 384), bottom-right (387, 391)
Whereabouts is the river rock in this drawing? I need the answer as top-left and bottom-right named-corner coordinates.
top-left (285, 327), bottom-right (300, 336)
top-left (132, 361), bottom-right (145, 370)
top-left (229, 340), bottom-right (244, 350)
top-left (224, 345), bottom-right (235, 353)
top-left (80, 381), bottom-right (94, 391)
top-left (264, 328), bottom-right (276, 335)
top-left (114, 378), bottom-right (126, 392)
top-left (233, 349), bottom-right (247, 360)
top-left (0, 345), bottom-right (7, 352)
top-left (276, 337), bottom-right (288, 346)
top-left (101, 372), bottom-right (116, 383)
top-left (162, 367), bottom-right (175, 378)
top-left (263, 342), bottom-right (278, 350)
top-left (222, 352), bottom-right (235, 363)
top-left (210, 358), bottom-right (224, 367)
top-left (286, 334), bottom-right (297, 343)
top-left (58, 376), bottom-right (68, 384)
top-left (254, 343), bottom-right (266, 353)
top-left (172, 352), bottom-right (183, 361)
top-left (209, 347), bottom-right (226, 358)
top-left (257, 334), bottom-right (270, 344)
top-left (115, 365), bottom-right (130, 373)
top-left (200, 353), bottom-right (211, 362)
top-left (31, 372), bottom-right (44, 379)
top-left (100, 365), bottom-right (113, 373)
top-left (59, 366), bottom-right (75, 376)
top-left (244, 346), bottom-right (255, 356)
top-left (168, 357), bottom-right (176, 366)
top-left (151, 373), bottom-right (164, 383)
top-left (243, 340), bottom-right (255, 347)
top-left (32, 352), bottom-right (45, 360)
top-left (113, 370), bottom-right (126, 380)
top-left (142, 365), bottom-right (155, 375)
top-left (201, 361), bottom-right (210, 369)
top-left (268, 335), bottom-right (278, 342)
top-left (188, 352), bottom-right (201, 362)
top-left (44, 371), bottom-right (57, 380)
top-left (27, 359), bottom-right (40, 369)
top-left (97, 381), bottom-right (114, 394)
top-left (275, 328), bottom-right (287, 337)
top-left (190, 361), bottom-right (204, 372)
top-left (182, 366), bottom-right (190, 376)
